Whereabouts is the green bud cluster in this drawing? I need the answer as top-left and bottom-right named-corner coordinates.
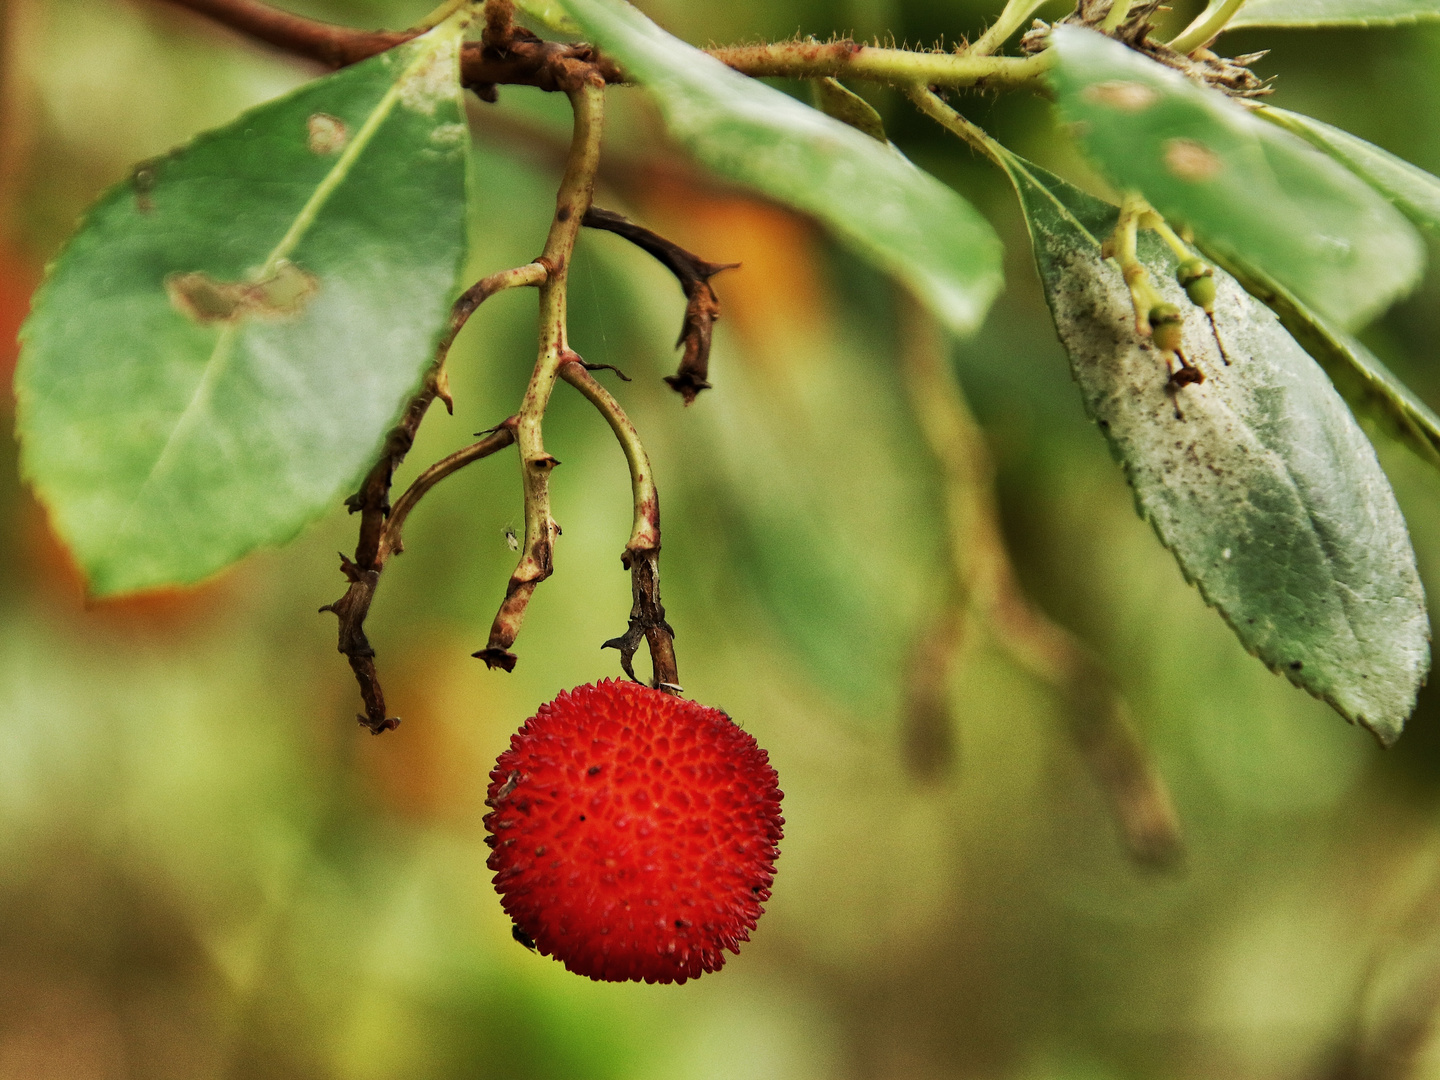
top-left (1176, 258), bottom-right (1216, 312)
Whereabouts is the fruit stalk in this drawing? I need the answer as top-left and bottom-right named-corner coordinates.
top-left (478, 78), bottom-right (606, 672)
top-left (558, 358), bottom-right (679, 690)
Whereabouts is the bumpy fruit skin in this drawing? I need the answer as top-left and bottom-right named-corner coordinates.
top-left (483, 679), bottom-right (784, 984)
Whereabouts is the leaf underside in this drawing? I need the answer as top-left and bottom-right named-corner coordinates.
top-left (1230, 0), bottom-right (1440, 28)
top-left (17, 23), bottom-right (471, 596)
top-left (1214, 250), bottom-right (1440, 474)
top-left (1048, 26), bottom-right (1425, 332)
top-left (997, 149), bottom-right (1429, 744)
top-left (559, 0), bottom-right (1004, 336)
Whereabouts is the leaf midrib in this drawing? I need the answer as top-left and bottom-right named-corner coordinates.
top-left (107, 28), bottom-right (457, 556)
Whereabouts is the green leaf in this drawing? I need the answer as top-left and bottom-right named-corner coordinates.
top-left (17, 21), bottom-right (471, 596)
top-left (1048, 26), bottom-right (1425, 331)
top-left (1212, 249), bottom-right (1440, 471)
top-left (993, 147), bottom-right (1429, 744)
top-left (1230, 0), bottom-right (1440, 27)
top-left (559, 0), bottom-right (1003, 335)
top-left (1257, 106), bottom-right (1440, 233)
top-left (811, 78), bottom-right (888, 143)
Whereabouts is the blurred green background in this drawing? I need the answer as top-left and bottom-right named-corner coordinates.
top-left (3, 0), bottom-right (1440, 1076)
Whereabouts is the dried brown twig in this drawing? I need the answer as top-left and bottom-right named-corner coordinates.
top-left (581, 207), bottom-right (737, 405)
top-left (322, 263), bottom-right (545, 733)
top-left (161, 0), bottom-right (619, 94)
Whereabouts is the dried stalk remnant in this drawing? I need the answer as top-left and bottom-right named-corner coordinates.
top-left (581, 207), bottom-right (737, 403)
top-left (558, 358), bottom-right (678, 690)
top-left (322, 263), bottom-right (544, 732)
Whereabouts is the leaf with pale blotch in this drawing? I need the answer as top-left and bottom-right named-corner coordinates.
top-left (1212, 249), bottom-right (1440, 470)
top-left (993, 147), bottom-right (1428, 744)
top-left (1258, 107), bottom-right (1440, 234)
top-left (1230, 0), bottom-right (1440, 27)
top-left (1048, 26), bottom-right (1425, 331)
top-left (559, 0), bottom-right (1003, 335)
top-left (17, 21), bottom-right (472, 596)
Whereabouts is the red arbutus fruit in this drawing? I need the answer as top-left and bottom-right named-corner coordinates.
top-left (483, 679), bottom-right (784, 984)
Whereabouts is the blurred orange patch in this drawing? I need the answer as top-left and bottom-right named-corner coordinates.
top-left (633, 172), bottom-right (829, 362)
top-left (353, 640), bottom-right (498, 825)
top-left (20, 493), bottom-right (240, 628)
top-left (0, 242), bottom-right (37, 409)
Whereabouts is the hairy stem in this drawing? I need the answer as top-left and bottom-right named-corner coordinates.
top-left (898, 293), bottom-right (1183, 867)
top-left (477, 78), bottom-right (605, 672)
top-left (558, 359), bottom-right (678, 691)
top-left (158, 0), bottom-right (1052, 94)
top-left (707, 41), bottom-right (1053, 90)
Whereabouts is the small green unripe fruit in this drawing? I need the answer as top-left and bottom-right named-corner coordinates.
top-left (1176, 258), bottom-right (1216, 311)
top-left (1149, 303), bottom-right (1184, 353)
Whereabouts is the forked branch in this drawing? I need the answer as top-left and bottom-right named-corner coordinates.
top-left (323, 262), bottom-right (544, 733)
top-left (323, 421), bottom-right (518, 733)
top-left (476, 78), bottom-right (606, 672)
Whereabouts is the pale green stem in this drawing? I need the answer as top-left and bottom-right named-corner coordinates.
top-left (558, 360), bottom-right (678, 691)
top-left (1143, 214), bottom-right (1196, 264)
top-left (1167, 0), bottom-right (1249, 54)
top-left (1101, 0), bottom-right (1135, 32)
top-left (480, 78), bottom-right (605, 668)
top-left (517, 79), bottom-right (604, 526)
top-left (558, 361), bottom-right (659, 556)
top-left (1114, 192), bottom-right (1165, 333)
top-left (966, 0), bottom-right (1050, 57)
top-left (710, 42), bottom-right (1053, 91)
